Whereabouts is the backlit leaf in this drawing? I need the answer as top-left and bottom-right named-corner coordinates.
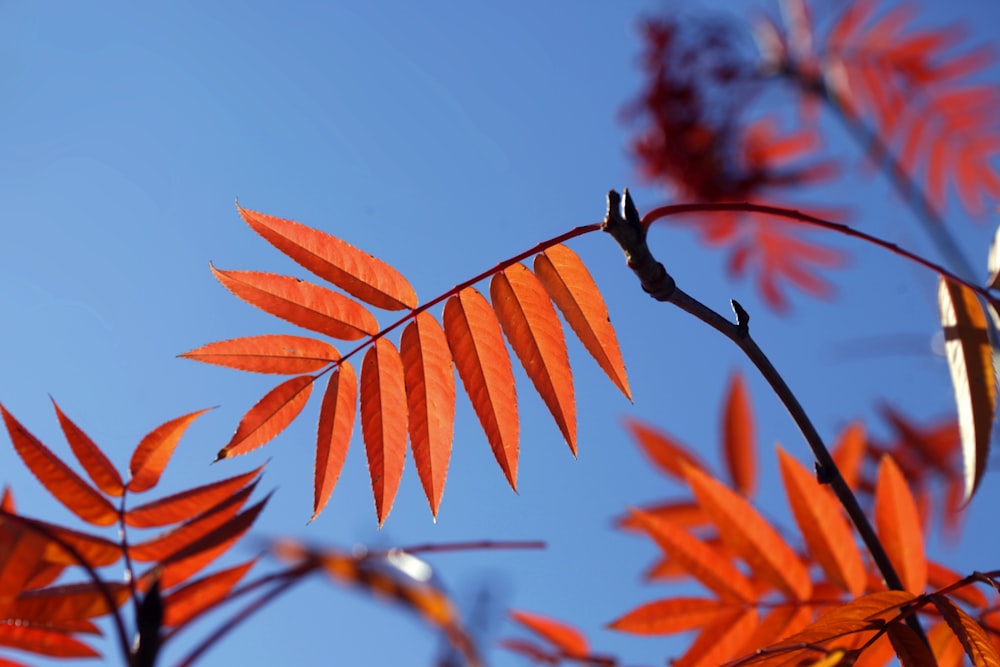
top-left (0, 622), bottom-right (99, 658)
top-left (313, 363), bottom-right (357, 522)
top-left (722, 372), bottom-right (755, 496)
top-left (938, 277), bottom-right (996, 503)
top-left (929, 619), bottom-right (967, 667)
top-left (163, 558), bottom-right (257, 627)
top-left (211, 266), bottom-right (378, 340)
top-left (0, 405), bottom-right (117, 527)
top-left (7, 581), bottom-right (130, 623)
top-left (443, 289), bottom-right (519, 489)
top-left (237, 205), bottom-right (418, 311)
top-left (0, 527), bottom-right (49, 605)
top-left (180, 335), bottom-right (340, 374)
top-left (831, 421), bottom-right (866, 490)
top-left (129, 408), bottom-right (212, 493)
top-left (533, 244), bottom-right (631, 399)
top-left (22, 519), bottom-right (121, 567)
top-left (778, 448), bottom-right (866, 596)
top-left (685, 464), bottom-right (812, 600)
top-left (874, 455), bottom-right (927, 594)
top-left (400, 312), bottom-right (455, 518)
top-left (51, 400), bottom-right (123, 497)
top-left (125, 465), bottom-right (264, 528)
top-left (931, 595), bottom-right (1000, 667)
top-left (887, 623), bottom-right (938, 667)
top-left (609, 597), bottom-right (738, 635)
top-left (360, 338), bottom-right (408, 526)
top-left (509, 610), bottom-right (588, 658)
top-left (623, 417), bottom-right (708, 481)
top-left (676, 608), bottom-right (757, 667)
top-left (491, 263), bottom-right (576, 454)
top-left (217, 375), bottom-right (316, 460)
top-left (159, 495), bottom-right (269, 567)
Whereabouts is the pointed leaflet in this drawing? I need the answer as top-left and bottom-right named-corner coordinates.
top-left (159, 495), bottom-right (269, 567)
top-left (237, 205), bottom-right (417, 311)
top-left (931, 595), bottom-right (1000, 667)
top-left (163, 558), bottom-right (257, 627)
top-left (722, 372), bottom-right (756, 496)
top-left (832, 422), bottom-right (866, 490)
top-left (938, 277), bottom-right (996, 502)
top-left (360, 338), bottom-right (408, 525)
top-left (217, 375), bottom-right (316, 460)
top-left (624, 417), bottom-right (708, 481)
top-left (491, 263), bottom-right (576, 453)
top-left (676, 608), bottom-right (758, 667)
top-left (874, 455), bottom-right (927, 594)
top-left (887, 623), bottom-right (938, 667)
top-left (684, 464), bottom-right (812, 600)
top-left (180, 335), bottom-right (339, 374)
top-left (125, 465), bottom-right (264, 528)
top-left (0, 528), bottom-right (49, 607)
top-left (7, 582), bottom-right (131, 623)
top-left (313, 362), bottom-right (357, 522)
top-left (51, 400), bottom-right (123, 497)
top-left (508, 610), bottom-right (588, 658)
top-left (609, 597), bottom-right (741, 635)
top-left (400, 312), bottom-right (455, 518)
top-left (777, 448), bottom-right (866, 597)
top-left (443, 288), bottom-right (519, 489)
top-left (0, 405), bottom-right (116, 527)
top-left (533, 244), bottom-right (631, 399)
top-left (211, 266), bottom-right (378, 340)
top-left (0, 623), bottom-right (99, 658)
top-left (129, 408), bottom-right (212, 493)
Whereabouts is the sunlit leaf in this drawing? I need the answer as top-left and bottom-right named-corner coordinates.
top-left (237, 205), bottom-right (418, 311)
top-left (180, 335), bottom-right (340, 374)
top-left (162, 558), bottom-right (257, 627)
top-left (19, 519), bottom-right (121, 567)
top-left (216, 375), bottom-right (316, 460)
top-left (676, 608), bottom-right (757, 667)
top-left (0, 622), bottom-right (99, 658)
top-left (0, 405), bottom-right (117, 527)
top-left (443, 288), bottom-right (519, 489)
top-left (831, 421), bottom-right (866, 490)
top-left (931, 594), bottom-right (1000, 667)
top-left (126, 465), bottom-right (264, 528)
top-left (129, 408), bottom-right (212, 493)
top-left (874, 455), bottom-right (927, 594)
top-left (533, 244), bottom-right (631, 400)
top-left (623, 417), bottom-right (708, 481)
top-left (160, 494), bottom-right (269, 568)
top-left (211, 266), bottom-right (378, 340)
top-left (400, 312), bottom-right (455, 518)
top-left (313, 363), bottom-right (357, 522)
top-left (51, 400), bottom-right (124, 497)
top-left (609, 597), bottom-right (739, 635)
top-left (491, 263), bottom-right (576, 454)
top-left (722, 372), bottom-right (755, 496)
top-left (509, 610), bottom-right (588, 658)
top-left (0, 526), bottom-right (49, 605)
top-left (360, 338), bottom-right (408, 526)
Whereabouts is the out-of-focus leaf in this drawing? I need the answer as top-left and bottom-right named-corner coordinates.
top-left (129, 408), bottom-right (212, 494)
top-left (360, 338), bottom-right (408, 526)
top-left (51, 400), bottom-right (124, 497)
top-left (125, 465), bottom-right (264, 528)
top-left (0, 623), bottom-right (99, 658)
top-left (623, 417), bottom-right (708, 481)
top-left (162, 558), bottom-right (257, 627)
top-left (874, 455), bottom-right (927, 594)
top-left (216, 375), bottom-right (316, 460)
top-left (722, 372), bottom-right (755, 496)
top-left (312, 363), bottom-right (357, 522)
top-left (180, 335), bottom-right (339, 374)
top-left (609, 597), bottom-right (738, 635)
top-left (508, 610), bottom-right (588, 658)
top-left (158, 494), bottom-right (269, 568)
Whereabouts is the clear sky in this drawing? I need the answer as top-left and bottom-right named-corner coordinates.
top-left (2, 2), bottom-right (1000, 666)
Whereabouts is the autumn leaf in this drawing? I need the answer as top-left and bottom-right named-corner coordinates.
top-left (313, 363), bottom-right (357, 522)
top-left (129, 408), bottom-right (212, 493)
top-left (360, 338), bottom-right (408, 526)
top-left (722, 372), bottom-right (755, 496)
top-left (125, 465), bottom-right (264, 528)
top-left (609, 597), bottom-right (741, 635)
top-left (51, 400), bottom-right (124, 498)
top-left (509, 610), bottom-right (589, 658)
top-left (874, 455), bottom-right (927, 595)
top-left (6, 581), bottom-right (131, 624)
top-left (217, 375), bottom-right (316, 460)
top-left (931, 595), bottom-right (1000, 667)
top-left (180, 335), bottom-right (340, 374)
top-left (623, 417), bottom-right (708, 481)
top-left (162, 558), bottom-right (257, 628)
top-left (0, 623), bottom-right (99, 658)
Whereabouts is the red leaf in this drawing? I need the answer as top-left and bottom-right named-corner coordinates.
top-left (217, 375), bottom-right (316, 460)
top-left (312, 363), bottom-right (357, 522)
top-left (125, 465), bottom-right (264, 528)
top-left (159, 495), bottom-right (269, 568)
top-left (129, 408), bottom-right (212, 493)
top-left (211, 266), bottom-right (378, 340)
top-left (509, 610), bottom-right (588, 658)
top-left (831, 422), bottom-right (866, 490)
top-left (360, 338), bottom-right (408, 526)
top-left (443, 289), bottom-right (519, 490)
top-left (162, 558), bottom-right (257, 627)
top-left (24, 520), bottom-right (121, 567)
top-left (7, 581), bottom-right (130, 623)
top-left (623, 417), bottom-right (708, 481)
top-left (609, 597), bottom-right (737, 635)
top-left (533, 244), bottom-right (631, 400)
top-left (0, 405), bottom-right (117, 527)
top-left (237, 205), bottom-right (418, 311)
top-left (51, 400), bottom-right (124, 497)
top-left (722, 372), bottom-right (755, 496)
top-left (400, 312), bottom-right (455, 518)
top-left (874, 455), bottom-right (927, 594)
top-left (0, 622), bottom-right (99, 658)
top-left (676, 608), bottom-right (758, 667)
top-left (180, 335), bottom-right (340, 374)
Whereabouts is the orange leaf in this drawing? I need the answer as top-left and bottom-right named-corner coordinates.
top-left (623, 417), bottom-right (708, 481)
top-left (722, 372), bottom-right (755, 496)
top-left (609, 597), bottom-right (738, 635)
top-left (360, 338), bottom-right (408, 526)
top-left (312, 363), bottom-right (357, 522)
top-left (159, 494), bottom-right (269, 568)
top-left (927, 561), bottom-right (988, 610)
top-left (129, 408), bottom-right (212, 493)
top-left (533, 244), bottom-right (631, 400)
top-left (615, 500), bottom-right (707, 532)
top-left (22, 520), bottom-right (121, 567)
top-left (874, 455), bottom-right (927, 594)
top-left (237, 205), bottom-right (418, 311)
top-left (0, 622), bottom-right (99, 658)
top-left (400, 312), bottom-right (455, 518)
top-left (938, 277), bottom-right (996, 503)
top-left (685, 465), bottom-right (812, 600)
top-left (931, 595), bottom-right (1000, 667)
top-left (491, 263), bottom-right (576, 454)
top-left (509, 610), bottom-right (588, 658)
top-left (7, 581), bottom-right (130, 623)
top-left (217, 375), bottom-right (316, 460)
top-left (766, 591), bottom-right (915, 652)
top-left (831, 422), bottom-right (866, 490)
top-left (51, 400), bottom-right (124, 497)
top-left (677, 608), bottom-right (758, 667)
top-left (125, 465), bottom-right (264, 528)
top-left (0, 405), bottom-right (117, 527)
top-left (211, 266), bottom-right (378, 340)
top-left (163, 558), bottom-right (257, 627)
top-left (929, 619), bottom-right (967, 667)
top-left (777, 448), bottom-right (866, 596)
top-left (180, 335), bottom-right (340, 374)
top-left (443, 288), bottom-right (519, 489)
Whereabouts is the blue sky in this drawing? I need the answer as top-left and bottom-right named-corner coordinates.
top-left (2, 2), bottom-right (1000, 666)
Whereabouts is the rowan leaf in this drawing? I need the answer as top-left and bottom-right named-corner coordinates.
top-left (162, 558), bottom-right (258, 628)
top-left (216, 375), bottom-right (316, 460)
top-left (51, 400), bottom-right (124, 498)
top-left (777, 447), bottom-right (866, 596)
top-left (20, 519), bottom-right (122, 567)
top-left (129, 408), bottom-right (212, 494)
top-left (125, 465), bottom-right (264, 528)
top-left (887, 622), bottom-right (939, 667)
top-left (491, 263), bottom-right (576, 454)
top-left (159, 494), bottom-right (269, 568)
top-left (360, 338), bottom-right (408, 526)
top-left (0, 622), bottom-right (99, 658)
top-left (0, 405), bottom-right (117, 527)
top-left (938, 277), bottom-right (996, 503)
top-left (831, 421), bottom-right (866, 490)
top-left (509, 610), bottom-right (588, 658)
top-left (931, 595), bottom-right (1000, 667)
top-left (400, 312), bottom-right (455, 518)
top-left (677, 608), bottom-right (758, 667)
top-left (211, 266), bottom-right (378, 340)
top-left (722, 372), bottom-right (756, 496)
top-left (443, 288), bottom-right (519, 489)
top-left (312, 362), bottom-right (357, 522)
top-left (180, 335), bottom-right (340, 374)
top-left (685, 464), bottom-right (812, 600)
top-left (623, 417), bottom-right (708, 481)
top-left (533, 244), bottom-right (631, 400)
top-left (237, 205), bottom-right (418, 311)
top-left (874, 455), bottom-right (927, 594)
top-left (609, 597), bottom-right (739, 635)
top-left (7, 581), bottom-right (130, 623)
top-left (0, 527), bottom-right (49, 606)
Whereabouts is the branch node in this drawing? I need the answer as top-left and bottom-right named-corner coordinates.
top-left (731, 299), bottom-right (750, 337)
top-left (603, 189), bottom-right (675, 300)
top-left (814, 461), bottom-right (834, 485)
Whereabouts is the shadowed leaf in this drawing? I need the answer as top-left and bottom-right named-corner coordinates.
top-left (51, 400), bottom-right (124, 497)
top-left (129, 409), bottom-right (212, 493)
top-left (609, 597), bottom-right (739, 635)
top-left (7, 582), bottom-right (130, 623)
top-left (180, 335), bottom-right (340, 374)
top-left (313, 363), bottom-right (357, 522)
top-left (623, 417), bottom-right (708, 481)
top-left (360, 338), bottom-right (408, 526)
top-left (887, 622), bottom-right (938, 667)
top-left (931, 595), bottom-right (1000, 667)
top-left (0, 623), bottom-right (99, 658)
top-left (217, 375), bottom-right (316, 460)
